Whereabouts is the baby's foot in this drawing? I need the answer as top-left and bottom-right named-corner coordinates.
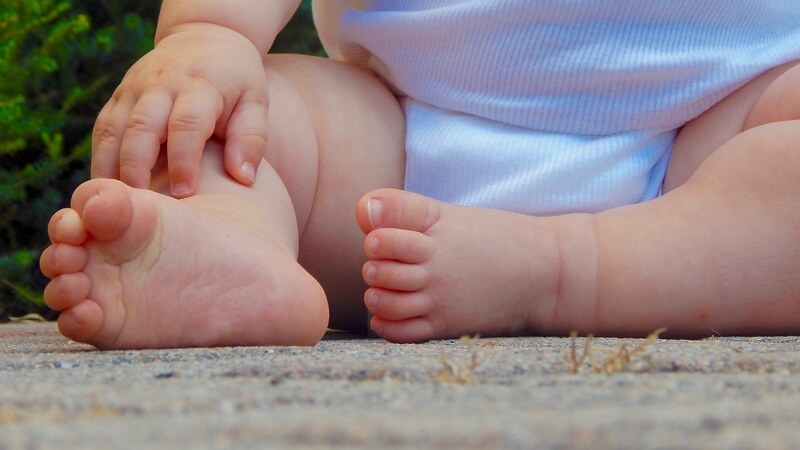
top-left (356, 189), bottom-right (567, 343)
top-left (39, 178), bottom-right (328, 349)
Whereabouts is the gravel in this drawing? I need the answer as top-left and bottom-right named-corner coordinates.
top-left (1, 323), bottom-right (799, 449)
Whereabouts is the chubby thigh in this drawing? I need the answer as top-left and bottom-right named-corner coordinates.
top-left (666, 60), bottom-right (800, 191)
top-left (259, 54), bottom-right (406, 331)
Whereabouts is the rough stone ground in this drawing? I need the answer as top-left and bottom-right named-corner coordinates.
top-left (1, 322), bottom-right (799, 449)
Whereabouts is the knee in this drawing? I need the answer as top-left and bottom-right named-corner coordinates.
top-left (709, 119), bottom-right (800, 191)
top-left (745, 61), bottom-right (800, 129)
top-left (264, 53), bottom-right (403, 119)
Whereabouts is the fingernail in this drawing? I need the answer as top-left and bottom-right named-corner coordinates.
top-left (241, 162), bottom-right (256, 183)
top-left (172, 182), bottom-right (191, 197)
top-left (367, 199), bottom-right (383, 228)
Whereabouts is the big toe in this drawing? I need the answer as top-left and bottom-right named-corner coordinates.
top-left (71, 179), bottom-right (135, 242)
top-left (357, 189), bottom-right (442, 233)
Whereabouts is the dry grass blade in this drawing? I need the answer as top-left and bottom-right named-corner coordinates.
top-left (567, 331), bottom-right (593, 374)
top-left (566, 327), bottom-right (667, 374)
top-left (436, 335), bottom-right (482, 384)
top-left (8, 313), bottom-right (47, 323)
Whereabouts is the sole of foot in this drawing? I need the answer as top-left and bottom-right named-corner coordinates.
top-left (40, 178), bottom-right (328, 349)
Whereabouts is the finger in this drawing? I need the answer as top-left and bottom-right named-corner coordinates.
top-left (119, 89), bottom-right (172, 189)
top-left (223, 90), bottom-right (269, 186)
top-left (166, 87), bottom-right (222, 197)
top-left (92, 93), bottom-right (135, 180)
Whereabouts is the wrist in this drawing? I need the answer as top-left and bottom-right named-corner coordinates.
top-left (155, 22), bottom-right (266, 57)
top-left (154, 0), bottom-right (298, 55)
top-left (155, 22), bottom-right (269, 56)
top-left (546, 213), bottom-right (600, 335)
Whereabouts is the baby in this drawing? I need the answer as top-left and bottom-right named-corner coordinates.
top-left (39, 0), bottom-right (800, 348)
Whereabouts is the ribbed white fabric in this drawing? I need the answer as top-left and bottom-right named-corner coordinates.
top-left (314, 0), bottom-right (800, 215)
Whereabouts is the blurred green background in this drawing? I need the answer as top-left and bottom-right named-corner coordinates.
top-left (0, 0), bottom-right (323, 321)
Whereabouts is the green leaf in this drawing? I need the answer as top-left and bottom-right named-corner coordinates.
top-left (42, 132), bottom-right (63, 159)
top-left (13, 250), bottom-right (35, 268)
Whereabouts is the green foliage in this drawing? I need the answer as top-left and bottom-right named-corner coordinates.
top-left (273, 0), bottom-right (325, 56)
top-left (1, 0), bottom-right (156, 320)
top-left (0, 0), bottom-right (320, 321)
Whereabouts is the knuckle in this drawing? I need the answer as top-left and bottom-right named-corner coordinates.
top-left (92, 122), bottom-right (120, 146)
top-left (125, 112), bottom-right (157, 134)
top-left (168, 148), bottom-right (200, 168)
top-left (169, 113), bottom-right (205, 133)
top-left (118, 161), bottom-right (145, 180)
top-left (238, 128), bottom-right (268, 148)
top-left (117, 149), bottom-right (140, 166)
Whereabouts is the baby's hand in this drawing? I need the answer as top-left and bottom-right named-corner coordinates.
top-left (92, 23), bottom-right (269, 197)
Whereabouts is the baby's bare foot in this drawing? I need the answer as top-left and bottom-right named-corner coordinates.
top-left (40, 178), bottom-right (328, 349)
top-left (356, 189), bottom-right (566, 343)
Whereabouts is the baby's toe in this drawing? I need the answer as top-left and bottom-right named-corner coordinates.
top-left (365, 288), bottom-right (434, 321)
top-left (44, 273), bottom-right (91, 311)
top-left (362, 260), bottom-right (430, 291)
top-left (57, 300), bottom-right (104, 345)
top-left (357, 189), bottom-right (442, 233)
top-left (371, 316), bottom-right (437, 343)
top-left (72, 179), bottom-right (134, 242)
top-left (39, 244), bottom-right (88, 278)
top-left (364, 228), bottom-right (435, 263)
top-left (48, 209), bottom-right (87, 245)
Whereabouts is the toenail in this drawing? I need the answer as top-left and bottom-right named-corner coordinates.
top-left (367, 237), bottom-right (379, 255)
top-left (60, 210), bottom-right (79, 228)
top-left (366, 291), bottom-right (379, 308)
top-left (54, 209), bottom-right (87, 243)
top-left (367, 199), bottom-right (383, 228)
top-left (365, 264), bottom-right (377, 280)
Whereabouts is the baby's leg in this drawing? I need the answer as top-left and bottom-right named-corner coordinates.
top-left (357, 61), bottom-right (800, 342)
top-left (355, 190), bottom-right (565, 341)
top-left (591, 127), bottom-right (800, 337)
top-left (41, 146), bottom-right (329, 348)
top-left (263, 55), bottom-right (405, 331)
top-left (665, 60), bottom-right (800, 190)
top-left (39, 55), bottom-right (404, 348)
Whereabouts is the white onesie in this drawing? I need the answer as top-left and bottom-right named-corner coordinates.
top-left (313, 0), bottom-right (800, 215)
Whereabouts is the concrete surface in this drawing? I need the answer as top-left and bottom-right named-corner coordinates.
top-left (1, 322), bottom-right (799, 449)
